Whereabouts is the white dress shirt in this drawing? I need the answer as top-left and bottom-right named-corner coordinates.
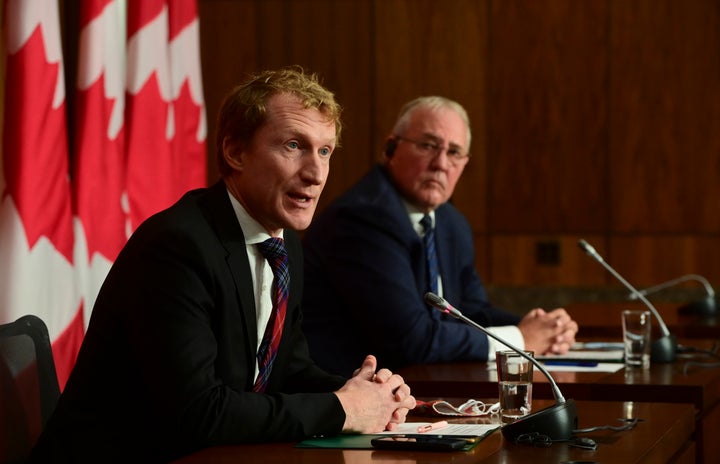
top-left (227, 189), bottom-right (282, 380)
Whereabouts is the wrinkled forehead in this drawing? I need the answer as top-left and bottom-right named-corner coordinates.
top-left (406, 107), bottom-right (469, 149)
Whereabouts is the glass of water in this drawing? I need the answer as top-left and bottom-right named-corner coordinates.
top-left (496, 350), bottom-right (534, 423)
top-left (622, 310), bottom-right (652, 369)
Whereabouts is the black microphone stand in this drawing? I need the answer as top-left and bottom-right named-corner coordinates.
top-left (632, 274), bottom-right (719, 319)
top-left (578, 239), bottom-right (677, 363)
top-left (424, 292), bottom-right (578, 441)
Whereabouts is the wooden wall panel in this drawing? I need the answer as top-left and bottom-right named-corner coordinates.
top-left (489, 0), bottom-right (609, 233)
top-left (374, 0), bottom-right (490, 231)
top-left (199, 0), bottom-right (260, 183)
top-left (610, 0), bottom-right (720, 233)
top-left (489, 235), bottom-right (608, 285)
top-left (610, 235), bottom-right (720, 288)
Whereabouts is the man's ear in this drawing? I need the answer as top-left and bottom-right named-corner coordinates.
top-left (222, 136), bottom-right (244, 170)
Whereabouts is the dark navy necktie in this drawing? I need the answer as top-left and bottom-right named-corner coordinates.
top-left (420, 214), bottom-right (439, 314)
top-left (253, 237), bottom-right (289, 393)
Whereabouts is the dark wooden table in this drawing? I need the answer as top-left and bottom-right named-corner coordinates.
top-left (172, 399), bottom-right (695, 464)
top-left (399, 344), bottom-right (720, 464)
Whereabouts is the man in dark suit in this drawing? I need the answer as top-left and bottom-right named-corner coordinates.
top-left (31, 69), bottom-right (415, 463)
top-left (302, 96), bottom-right (579, 377)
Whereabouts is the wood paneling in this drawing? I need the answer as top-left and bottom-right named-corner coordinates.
top-left (198, 0), bottom-right (260, 183)
top-left (489, 235), bottom-right (608, 285)
top-left (489, 0), bottom-right (608, 233)
top-left (610, 0), bottom-right (720, 233)
top-left (611, 235), bottom-right (720, 287)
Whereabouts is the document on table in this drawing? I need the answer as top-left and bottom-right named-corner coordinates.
top-left (542, 362), bottom-right (624, 373)
top-left (572, 341), bottom-right (625, 350)
top-left (537, 349), bottom-right (625, 363)
top-left (376, 422), bottom-right (500, 437)
top-left (536, 345), bottom-right (625, 372)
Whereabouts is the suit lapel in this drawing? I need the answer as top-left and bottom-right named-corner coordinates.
top-left (202, 182), bottom-right (259, 357)
top-left (373, 166), bottom-right (428, 293)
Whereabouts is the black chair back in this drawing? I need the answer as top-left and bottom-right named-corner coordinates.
top-left (0, 315), bottom-right (60, 464)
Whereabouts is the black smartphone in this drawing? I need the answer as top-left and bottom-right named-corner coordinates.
top-left (371, 435), bottom-right (468, 451)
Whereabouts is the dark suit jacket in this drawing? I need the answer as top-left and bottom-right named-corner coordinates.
top-left (302, 165), bottom-right (521, 377)
top-left (32, 181), bottom-right (346, 463)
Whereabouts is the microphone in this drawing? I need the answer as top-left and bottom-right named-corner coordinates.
top-left (424, 292), bottom-right (578, 441)
top-left (630, 274), bottom-right (718, 318)
top-left (577, 239), bottom-right (677, 363)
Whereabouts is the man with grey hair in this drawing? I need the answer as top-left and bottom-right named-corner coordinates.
top-left (302, 96), bottom-right (578, 377)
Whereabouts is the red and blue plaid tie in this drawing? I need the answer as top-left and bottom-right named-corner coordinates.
top-left (253, 237), bottom-right (289, 393)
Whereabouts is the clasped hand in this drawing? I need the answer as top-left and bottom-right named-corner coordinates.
top-left (335, 355), bottom-right (416, 434)
top-left (519, 307), bottom-right (579, 355)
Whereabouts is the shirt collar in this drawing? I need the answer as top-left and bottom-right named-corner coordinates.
top-left (402, 200), bottom-right (436, 236)
top-left (226, 189), bottom-right (283, 245)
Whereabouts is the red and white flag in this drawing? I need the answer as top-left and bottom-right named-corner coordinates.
top-left (125, 0), bottom-right (206, 230)
top-left (1, 0), bottom-right (83, 389)
top-left (1, 0), bottom-right (206, 390)
top-left (73, 0), bottom-right (130, 329)
top-left (167, 0), bottom-right (207, 195)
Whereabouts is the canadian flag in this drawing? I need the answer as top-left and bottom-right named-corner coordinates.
top-left (73, 0), bottom-right (129, 332)
top-left (126, 0), bottom-right (206, 230)
top-left (1, 0), bottom-right (206, 390)
top-left (1, 0), bottom-right (83, 389)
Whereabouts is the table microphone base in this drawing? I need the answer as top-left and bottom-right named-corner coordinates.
top-left (501, 399), bottom-right (578, 441)
top-left (651, 334), bottom-right (677, 363)
top-left (678, 296), bottom-right (719, 319)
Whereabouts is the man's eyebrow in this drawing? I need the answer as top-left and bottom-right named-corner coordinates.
top-left (284, 128), bottom-right (337, 146)
top-left (421, 133), bottom-right (464, 150)
top-left (420, 132), bottom-right (439, 141)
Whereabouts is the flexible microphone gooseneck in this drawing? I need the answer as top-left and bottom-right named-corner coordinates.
top-left (424, 292), bottom-right (578, 441)
top-left (631, 274), bottom-right (718, 318)
top-left (577, 239), bottom-right (677, 363)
